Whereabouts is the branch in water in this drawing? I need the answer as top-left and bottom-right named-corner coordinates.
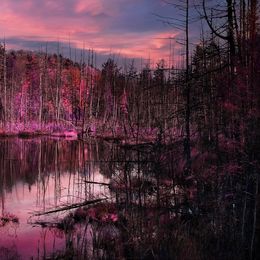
top-left (32, 198), bottom-right (108, 216)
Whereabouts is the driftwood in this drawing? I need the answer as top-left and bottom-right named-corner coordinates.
top-left (84, 180), bottom-right (110, 186)
top-left (33, 198), bottom-right (108, 216)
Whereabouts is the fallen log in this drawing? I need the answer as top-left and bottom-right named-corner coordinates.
top-left (33, 198), bottom-right (108, 216)
top-left (84, 180), bottom-right (110, 186)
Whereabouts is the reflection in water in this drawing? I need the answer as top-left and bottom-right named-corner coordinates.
top-left (0, 137), bottom-right (256, 259)
top-left (0, 137), bottom-right (109, 259)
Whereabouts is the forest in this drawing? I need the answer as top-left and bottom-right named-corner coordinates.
top-left (0, 0), bottom-right (259, 259)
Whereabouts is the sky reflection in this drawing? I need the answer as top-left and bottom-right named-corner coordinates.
top-left (0, 137), bottom-right (110, 259)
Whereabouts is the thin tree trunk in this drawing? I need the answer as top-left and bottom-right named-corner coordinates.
top-left (184, 0), bottom-right (191, 175)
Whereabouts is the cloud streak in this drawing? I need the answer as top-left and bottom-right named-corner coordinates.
top-left (0, 0), bottom-right (198, 66)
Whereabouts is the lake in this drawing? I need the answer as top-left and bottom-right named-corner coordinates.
top-left (0, 137), bottom-right (111, 259)
top-left (0, 137), bottom-right (254, 259)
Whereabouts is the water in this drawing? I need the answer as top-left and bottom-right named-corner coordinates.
top-left (0, 137), bottom-right (110, 259)
top-left (0, 137), bottom-right (255, 259)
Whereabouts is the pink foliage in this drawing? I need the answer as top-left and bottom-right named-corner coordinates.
top-left (224, 162), bottom-right (242, 175)
top-left (223, 101), bottom-right (239, 113)
top-left (101, 213), bottom-right (118, 222)
top-left (21, 79), bottom-right (30, 92)
top-left (120, 89), bottom-right (128, 114)
top-left (219, 136), bottom-right (241, 153)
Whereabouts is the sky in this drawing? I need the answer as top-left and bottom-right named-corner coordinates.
top-left (0, 0), bottom-right (201, 68)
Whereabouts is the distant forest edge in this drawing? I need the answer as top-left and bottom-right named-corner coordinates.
top-left (0, 0), bottom-right (259, 147)
top-left (0, 35), bottom-right (259, 142)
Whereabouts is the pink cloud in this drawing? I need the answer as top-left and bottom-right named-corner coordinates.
top-left (75, 0), bottom-right (104, 15)
top-left (72, 31), bottom-right (181, 64)
top-left (0, 0), bottom-right (182, 65)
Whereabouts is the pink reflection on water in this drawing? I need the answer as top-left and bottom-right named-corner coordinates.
top-left (0, 181), bottom-right (64, 259)
top-left (0, 138), bottom-right (110, 259)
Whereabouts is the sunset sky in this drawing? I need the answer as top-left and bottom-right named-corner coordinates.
top-left (0, 0), bottom-right (200, 67)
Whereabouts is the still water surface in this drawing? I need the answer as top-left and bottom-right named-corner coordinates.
top-left (0, 137), bottom-right (110, 259)
top-left (0, 137), bottom-right (255, 259)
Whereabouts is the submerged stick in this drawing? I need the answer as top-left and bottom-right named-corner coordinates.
top-left (84, 180), bottom-right (110, 186)
top-left (33, 198), bottom-right (108, 216)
